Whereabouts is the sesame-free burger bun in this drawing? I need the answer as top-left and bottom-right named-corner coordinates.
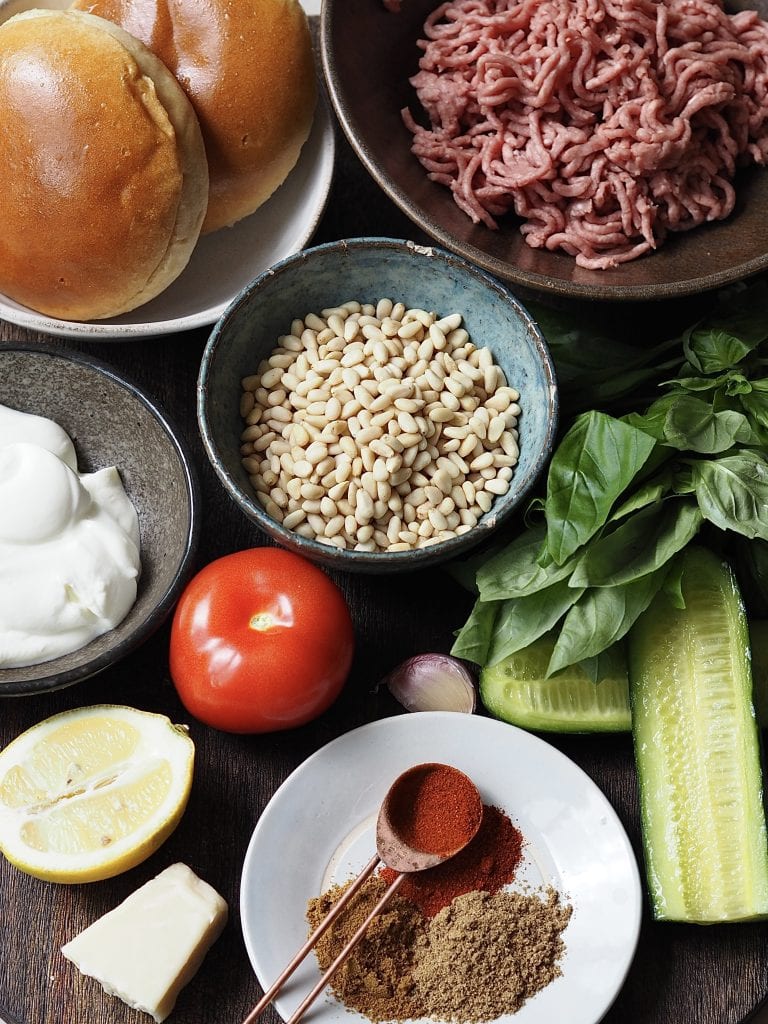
top-left (72, 0), bottom-right (317, 233)
top-left (0, 9), bottom-right (208, 321)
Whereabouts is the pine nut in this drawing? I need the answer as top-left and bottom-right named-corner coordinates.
top-left (485, 477), bottom-right (510, 496)
top-left (355, 491), bottom-right (375, 523)
top-left (422, 484), bottom-right (442, 507)
top-left (476, 491), bottom-right (493, 513)
top-left (500, 432), bottom-right (520, 458)
top-left (282, 509), bottom-right (306, 530)
top-left (268, 406), bottom-right (293, 424)
top-left (240, 299), bottom-right (521, 552)
top-left (394, 398), bottom-right (423, 414)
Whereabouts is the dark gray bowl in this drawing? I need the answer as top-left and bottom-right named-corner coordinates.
top-left (0, 345), bottom-right (200, 695)
top-left (199, 237), bottom-right (557, 573)
top-left (320, 0), bottom-right (768, 303)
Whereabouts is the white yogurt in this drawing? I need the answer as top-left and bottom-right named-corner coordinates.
top-left (0, 403), bottom-right (141, 668)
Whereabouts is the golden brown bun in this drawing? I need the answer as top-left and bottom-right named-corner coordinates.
top-left (72, 0), bottom-right (317, 233)
top-left (0, 9), bottom-right (208, 321)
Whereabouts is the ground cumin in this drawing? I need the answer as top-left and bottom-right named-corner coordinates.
top-left (306, 877), bottom-right (572, 1023)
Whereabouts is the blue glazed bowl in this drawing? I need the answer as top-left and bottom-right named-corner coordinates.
top-left (198, 237), bottom-right (558, 573)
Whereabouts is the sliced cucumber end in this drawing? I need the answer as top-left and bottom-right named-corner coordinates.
top-left (480, 635), bottom-right (632, 734)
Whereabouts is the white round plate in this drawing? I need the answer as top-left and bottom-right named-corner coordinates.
top-left (240, 713), bottom-right (642, 1024)
top-left (0, 0), bottom-right (334, 340)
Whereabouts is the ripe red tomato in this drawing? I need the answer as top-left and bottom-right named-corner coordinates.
top-left (169, 548), bottom-right (354, 733)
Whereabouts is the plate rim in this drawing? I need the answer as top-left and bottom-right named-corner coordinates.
top-left (239, 711), bottom-right (643, 1024)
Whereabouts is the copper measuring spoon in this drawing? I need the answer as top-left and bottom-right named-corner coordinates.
top-left (241, 762), bottom-right (483, 1024)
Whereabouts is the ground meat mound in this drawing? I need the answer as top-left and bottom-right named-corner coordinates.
top-left (403, 0), bottom-right (768, 269)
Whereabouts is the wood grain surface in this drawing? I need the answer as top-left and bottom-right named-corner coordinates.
top-left (1, 63), bottom-right (768, 1024)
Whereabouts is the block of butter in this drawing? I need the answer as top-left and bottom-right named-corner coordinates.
top-left (61, 863), bottom-right (228, 1022)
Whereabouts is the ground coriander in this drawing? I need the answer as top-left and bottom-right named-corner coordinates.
top-left (415, 888), bottom-right (572, 1022)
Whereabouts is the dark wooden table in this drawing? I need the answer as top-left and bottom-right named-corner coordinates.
top-left (1, 107), bottom-right (768, 1024)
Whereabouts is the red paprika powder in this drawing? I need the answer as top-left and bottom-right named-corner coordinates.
top-left (381, 804), bottom-right (524, 917)
top-left (386, 763), bottom-right (483, 856)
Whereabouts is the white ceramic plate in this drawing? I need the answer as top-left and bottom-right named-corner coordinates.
top-left (240, 713), bottom-right (642, 1024)
top-left (0, 0), bottom-right (333, 339)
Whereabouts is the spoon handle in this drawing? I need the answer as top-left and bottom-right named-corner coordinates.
top-left (241, 853), bottom-right (381, 1024)
top-left (285, 871), bottom-right (407, 1024)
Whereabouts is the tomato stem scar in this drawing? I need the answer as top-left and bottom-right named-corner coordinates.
top-left (249, 612), bottom-right (274, 632)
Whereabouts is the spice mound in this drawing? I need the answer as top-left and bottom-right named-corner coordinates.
top-left (307, 876), bottom-right (572, 1023)
top-left (386, 762), bottom-right (482, 857)
top-left (381, 804), bottom-right (524, 917)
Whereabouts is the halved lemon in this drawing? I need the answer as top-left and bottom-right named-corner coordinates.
top-left (0, 705), bottom-right (194, 883)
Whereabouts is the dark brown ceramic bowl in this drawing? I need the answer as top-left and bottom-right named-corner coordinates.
top-left (0, 345), bottom-right (200, 696)
top-left (320, 0), bottom-right (768, 302)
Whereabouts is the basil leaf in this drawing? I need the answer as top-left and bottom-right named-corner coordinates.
top-left (530, 306), bottom-right (645, 384)
top-left (691, 451), bottom-right (768, 540)
top-left (663, 395), bottom-right (761, 453)
top-left (684, 329), bottom-right (760, 373)
top-left (672, 465), bottom-right (696, 495)
top-left (477, 525), bottom-right (579, 600)
top-left (610, 470), bottom-right (674, 521)
top-left (524, 497), bottom-right (546, 528)
top-left (577, 645), bottom-right (627, 685)
top-left (663, 372), bottom-right (737, 393)
top-left (577, 651), bottom-right (614, 684)
top-left (576, 654), bottom-right (602, 684)
top-left (451, 598), bottom-right (499, 665)
top-left (623, 395), bottom-right (679, 442)
top-left (485, 579), bottom-right (584, 667)
top-left (446, 537), bottom-right (509, 595)
top-left (545, 411), bottom-right (656, 565)
top-left (724, 374), bottom-right (754, 397)
top-left (661, 554), bottom-right (686, 610)
top-left (683, 279), bottom-right (768, 372)
top-left (740, 390), bottom-right (768, 430)
top-left (570, 501), bottom-right (702, 587)
top-left (547, 567), bottom-right (668, 674)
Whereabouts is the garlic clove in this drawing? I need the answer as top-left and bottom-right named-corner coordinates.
top-left (383, 654), bottom-right (476, 714)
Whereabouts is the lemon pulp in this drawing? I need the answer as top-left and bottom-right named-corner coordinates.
top-left (0, 705), bottom-right (194, 882)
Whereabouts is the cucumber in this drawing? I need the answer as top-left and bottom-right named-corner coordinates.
top-left (480, 633), bottom-right (632, 733)
top-left (479, 623), bottom-right (768, 736)
top-left (628, 546), bottom-right (768, 923)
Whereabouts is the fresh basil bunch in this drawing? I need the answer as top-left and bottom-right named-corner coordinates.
top-left (452, 278), bottom-right (768, 678)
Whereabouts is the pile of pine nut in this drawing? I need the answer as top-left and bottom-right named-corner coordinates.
top-left (239, 299), bottom-right (521, 552)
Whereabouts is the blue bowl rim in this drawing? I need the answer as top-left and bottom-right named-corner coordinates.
top-left (198, 236), bottom-right (559, 571)
top-left (0, 341), bottom-right (202, 696)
